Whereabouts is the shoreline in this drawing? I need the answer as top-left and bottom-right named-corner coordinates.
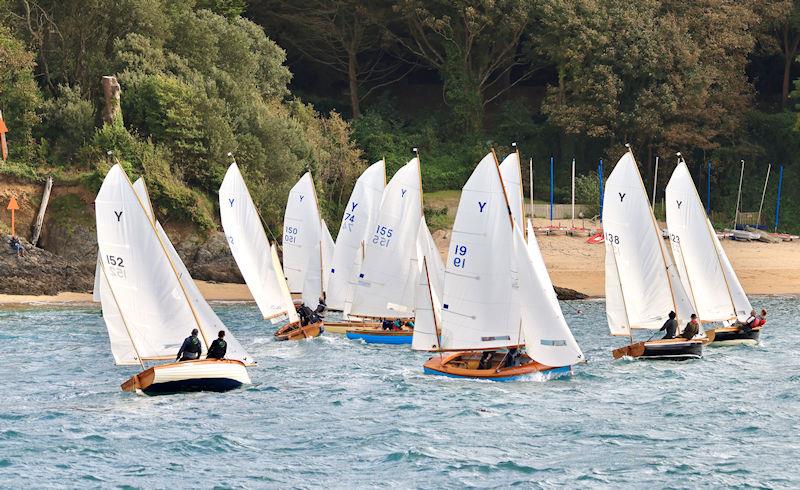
top-left (3, 225), bottom-right (800, 306)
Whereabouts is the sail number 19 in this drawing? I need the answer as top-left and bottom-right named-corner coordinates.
top-left (452, 244), bottom-right (468, 268)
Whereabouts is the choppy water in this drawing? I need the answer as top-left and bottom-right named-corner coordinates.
top-left (1, 296), bottom-right (798, 488)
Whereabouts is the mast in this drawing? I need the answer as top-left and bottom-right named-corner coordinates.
top-left (308, 171), bottom-right (325, 299)
top-left (422, 256), bottom-right (442, 355)
top-left (414, 147), bottom-right (423, 218)
top-left (491, 148), bottom-right (515, 229)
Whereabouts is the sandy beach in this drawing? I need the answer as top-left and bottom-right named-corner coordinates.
top-left (2, 224), bottom-right (799, 306)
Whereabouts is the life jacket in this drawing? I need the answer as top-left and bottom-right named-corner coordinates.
top-left (753, 317), bottom-right (766, 328)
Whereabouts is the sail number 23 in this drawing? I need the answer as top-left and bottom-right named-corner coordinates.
top-left (372, 225), bottom-right (393, 247)
top-left (452, 244), bottom-right (468, 268)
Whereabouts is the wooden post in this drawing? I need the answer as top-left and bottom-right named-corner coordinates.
top-left (101, 76), bottom-right (123, 126)
top-left (30, 176), bottom-right (53, 247)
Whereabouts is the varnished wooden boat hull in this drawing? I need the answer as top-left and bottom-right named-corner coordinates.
top-left (346, 328), bottom-right (413, 344)
top-left (274, 321), bottom-right (323, 341)
top-left (612, 339), bottom-right (703, 360)
top-left (120, 359), bottom-right (250, 395)
top-left (422, 352), bottom-right (572, 381)
top-left (324, 321), bottom-right (382, 334)
top-left (706, 326), bottom-right (761, 346)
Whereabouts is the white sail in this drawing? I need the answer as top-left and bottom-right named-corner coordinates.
top-left (326, 160), bottom-right (386, 310)
top-left (416, 216), bottom-right (445, 294)
top-left (92, 255), bottom-right (102, 302)
top-left (321, 219), bottom-right (335, 293)
top-left (283, 172), bottom-right (322, 294)
top-left (134, 177), bottom-right (253, 364)
top-left (272, 243), bottom-right (300, 324)
top-left (219, 162), bottom-right (297, 322)
top-left (666, 161), bottom-right (751, 322)
top-left (602, 151), bottom-right (693, 335)
top-left (500, 151), bottom-right (525, 230)
top-left (411, 257), bottom-right (443, 352)
top-left (514, 227), bottom-right (583, 366)
top-left (96, 165), bottom-right (254, 365)
top-left (350, 157), bottom-right (422, 317)
top-left (526, 219), bottom-right (559, 311)
top-left (440, 153), bottom-right (521, 350)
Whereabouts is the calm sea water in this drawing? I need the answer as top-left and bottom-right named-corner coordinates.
top-left (0, 296), bottom-right (798, 488)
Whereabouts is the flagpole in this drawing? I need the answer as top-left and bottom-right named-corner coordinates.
top-left (571, 158), bottom-right (575, 229)
top-left (651, 156), bottom-right (658, 209)
top-left (733, 160), bottom-right (745, 230)
top-left (757, 163), bottom-right (771, 228)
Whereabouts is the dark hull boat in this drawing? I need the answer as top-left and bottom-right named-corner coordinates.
top-left (423, 351), bottom-right (571, 381)
top-left (612, 338), bottom-right (704, 361)
top-left (120, 359), bottom-right (251, 395)
top-left (705, 326), bottom-right (761, 346)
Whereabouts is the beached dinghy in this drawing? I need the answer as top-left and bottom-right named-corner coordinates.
top-left (95, 166), bottom-right (253, 395)
top-left (603, 147), bottom-right (703, 360)
top-left (324, 159), bottom-right (386, 332)
top-left (422, 151), bottom-right (584, 380)
top-left (666, 155), bottom-right (761, 346)
top-left (343, 153), bottom-right (424, 343)
top-left (219, 162), bottom-right (321, 341)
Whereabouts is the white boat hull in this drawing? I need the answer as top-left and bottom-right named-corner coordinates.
top-left (121, 359), bottom-right (251, 395)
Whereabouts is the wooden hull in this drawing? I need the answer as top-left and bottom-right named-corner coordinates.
top-left (274, 321), bottom-right (323, 341)
top-left (324, 321), bottom-right (381, 334)
top-left (346, 328), bottom-right (413, 344)
top-left (422, 352), bottom-right (572, 381)
top-left (120, 359), bottom-right (250, 395)
top-left (706, 326), bottom-right (761, 346)
top-left (612, 338), bottom-right (703, 360)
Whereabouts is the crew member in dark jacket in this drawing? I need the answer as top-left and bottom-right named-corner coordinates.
top-left (681, 314), bottom-right (700, 340)
top-left (660, 311), bottom-right (678, 339)
top-left (206, 330), bottom-right (227, 359)
top-left (297, 304), bottom-right (320, 326)
top-left (176, 328), bottom-right (202, 361)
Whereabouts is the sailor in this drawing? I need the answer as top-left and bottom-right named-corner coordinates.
top-left (659, 311), bottom-right (678, 339)
top-left (315, 296), bottom-right (327, 316)
top-left (381, 319), bottom-right (393, 331)
top-left (741, 309), bottom-right (767, 333)
top-left (504, 347), bottom-right (520, 368)
top-left (206, 330), bottom-right (227, 359)
top-left (478, 351), bottom-right (494, 369)
top-left (176, 328), bottom-right (202, 361)
top-left (681, 314), bottom-right (700, 340)
top-left (297, 303), bottom-right (320, 326)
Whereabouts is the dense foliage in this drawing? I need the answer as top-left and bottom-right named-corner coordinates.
top-left (1, 0), bottom-right (800, 232)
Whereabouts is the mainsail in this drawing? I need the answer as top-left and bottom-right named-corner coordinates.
top-left (219, 162), bottom-right (299, 324)
top-left (350, 157), bottom-right (422, 317)
top-left (526, 219), bottom-right (560, 312)
top-left (439, 153), bottom-right (521, 350)
top-left (602, 150), bottom-right (693, 336)
top-left (326, 160), bottom-right (386, 310)
top-left (96, 166), bottom-right (253, 365)
top-left (283, 172), bottom-right (322, 294)
top-left (665, 160), bottom-right (752, 323)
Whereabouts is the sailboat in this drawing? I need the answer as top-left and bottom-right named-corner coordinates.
top-left (282, 172), bottom-right (334, 308)
top-left (411, 217), bottom-right (447, 351)
top-left (95, 165), bottom-right (253, 394)
top-left (422, 152), bottom-right (584, 379)
top-left (345, 153), bottom-right (424, 344)
top-left (219, 162), bottom-right (322, 341)
top-left (324, 160), bottom-right (386, 333)
top-left (666, 155), bottom-right (760, 345)
top-left (603, 147), bottom-right (703, 360)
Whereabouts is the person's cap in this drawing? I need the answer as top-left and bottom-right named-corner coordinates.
top-left (218, 330), bottom-right (225, 337)
top-left (761, 309), bottom-right (767, 315)
top-left (191, 328), bottom-right (199, 335)
top-left (690, 314), bottom-right (697, 319)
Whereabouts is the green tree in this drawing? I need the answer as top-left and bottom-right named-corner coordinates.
top-left (0, 24), bottom-right (42, 164)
